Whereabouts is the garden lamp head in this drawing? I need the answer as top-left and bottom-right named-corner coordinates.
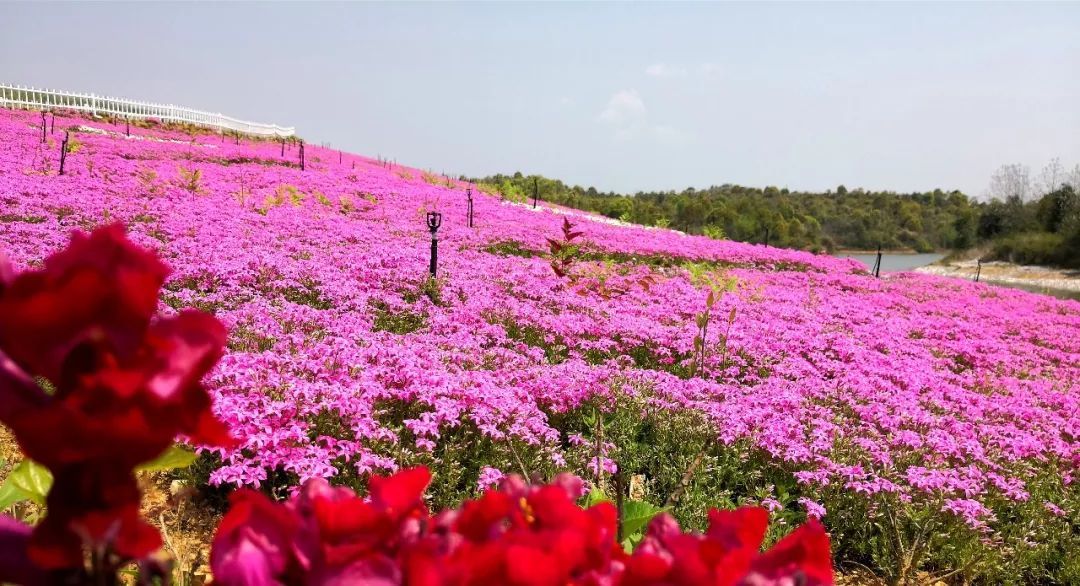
top-left (426, 211), bottom-right (442, 233)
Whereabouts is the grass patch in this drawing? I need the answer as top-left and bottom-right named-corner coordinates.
top-left (0, 214), bottom-right (47, 224)
top-left (371, 300), bottom-right (428, 334)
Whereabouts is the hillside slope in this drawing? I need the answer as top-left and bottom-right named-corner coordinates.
top-left (1, 108), bottom-right (1078, 583)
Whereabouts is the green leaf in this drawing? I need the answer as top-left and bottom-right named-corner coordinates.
top-left (8, 461), bottom-right (52, 505)
top-left (621, 499), bottom-right (666, 540)
top-left (0, 480), bottom-right (33, 511)
top-left (137, 445), bottom-right (198, 473)
top-left (584, 488), bottom-right (611, 508)
top-left (621, 532), bottom-right (645, 554)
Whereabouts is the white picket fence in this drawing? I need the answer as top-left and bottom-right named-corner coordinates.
top-left (0, 83), bottom-right (295, 138)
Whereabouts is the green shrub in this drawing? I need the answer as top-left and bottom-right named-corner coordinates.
top-left (987, 232), bottom-right (1068, 267)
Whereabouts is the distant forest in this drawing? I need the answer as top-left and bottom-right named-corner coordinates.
top-left (468, 159), bottom-right (1080, 267)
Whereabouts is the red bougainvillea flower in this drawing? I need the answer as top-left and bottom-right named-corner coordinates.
top-left (0, 224), bottom-right (235, 567)
top-left (622, 506), bottom-right (832, 586)
top-left (742, 520), bottom-right (833, 586)
top-left (0, 515), bottom-right (48, 585)
top-left (212, 468), bottom-right (433, 585)
top-left (434, 474), bottom-right (623, 585)
top-left (211, 489), bottom-right (301, 586)
top-left (0, 223), bottom-right (168, 383)
top-left (209, 467), bottom-right (831, 586)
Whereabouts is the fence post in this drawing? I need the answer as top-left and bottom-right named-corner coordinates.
top-left (41, 111), bottom-right (47, 143)
top-left (974, 259), bottom-right (982, 283)
top-left (533, 177), bottom-right (539, 209)
top-left (872, 245), bottom-right (883, 278)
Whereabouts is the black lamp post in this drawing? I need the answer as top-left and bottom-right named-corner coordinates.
top-left (427, 211), bottom-right (443, 277)
top-left (467, 187), bottom-right (474, 228)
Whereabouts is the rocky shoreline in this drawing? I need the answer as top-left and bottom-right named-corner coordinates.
top-left (915, 260), bottom-right (1080, 294)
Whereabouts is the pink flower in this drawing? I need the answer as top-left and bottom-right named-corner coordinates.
top-left (477, 466), bottom-right (505, 490)
top-left (798, 497), bottom-right (827, 520)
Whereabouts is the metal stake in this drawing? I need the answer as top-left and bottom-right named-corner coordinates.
top-left (467, 187), bottom-right (474, 228)
top-left (59, 131), bottom-right (69, 175)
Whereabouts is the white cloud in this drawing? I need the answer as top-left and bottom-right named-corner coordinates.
top-left (645, 63), bottom-right (688, 78)
top-left (598, 89), bottom-right (647, 127)
top-left (597, 89), bottom-right (689, 144)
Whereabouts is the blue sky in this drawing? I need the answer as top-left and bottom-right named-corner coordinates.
top-left (2, 2), bottom-right (1077, 196)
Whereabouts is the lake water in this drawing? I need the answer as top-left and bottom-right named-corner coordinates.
top-left (837, 252), bottom-right (1080, 301)
top-left (840, 253), bottom-right (946, 273)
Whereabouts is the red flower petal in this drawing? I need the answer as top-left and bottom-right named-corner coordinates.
top-left (369, 467), bottom-right (431, 518)
top-left (747, 519), bottom-right (833, 585)
top-left (705, 507), bottom-right (769, 552)
top-left (0, 224), bottom-right (168, 382)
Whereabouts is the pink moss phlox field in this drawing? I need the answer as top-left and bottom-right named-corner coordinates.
top-left (1, 108), bottom-right (1077, 537)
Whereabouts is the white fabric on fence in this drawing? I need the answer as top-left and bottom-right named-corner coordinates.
top-left (0, 83), bottom-right (295, 138)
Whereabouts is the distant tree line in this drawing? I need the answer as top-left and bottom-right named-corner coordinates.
top-left (468, 158), bottom-right (1080, 267)
top-left (976, 159), bottom-right (1080, 268)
